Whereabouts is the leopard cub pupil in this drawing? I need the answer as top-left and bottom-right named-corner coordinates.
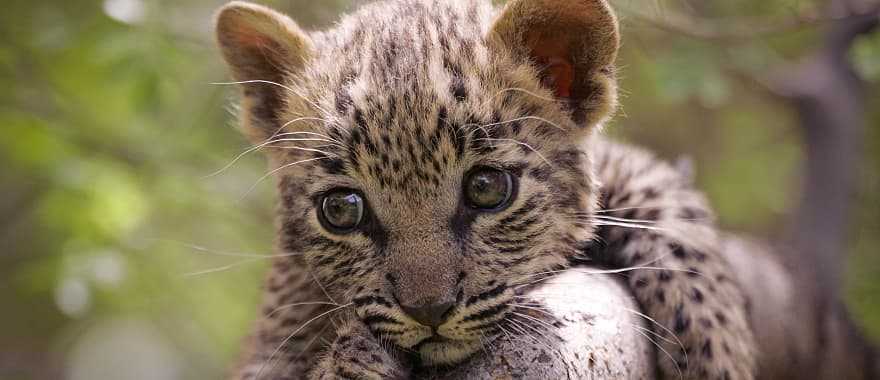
top-left (321, 191), bottom-right (364, 231)
top-left (464, 167), bottom-right (513, 210)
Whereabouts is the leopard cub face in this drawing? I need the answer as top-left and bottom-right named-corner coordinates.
top-left (215, 0), bottom-right (619, 365)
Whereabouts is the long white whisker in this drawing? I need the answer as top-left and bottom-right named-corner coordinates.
top-left (239, 157), bottom-right (328, 201)
top-left (591, 215), bottom-right (661, 224)
top-left (474, 115), bottom-right (566, 132)
top-left (633, 327), bottom-right (685, 380)
top-left (596, 205), bottom-right (672, 213)
top-left (507, 315), bottom-right (560, 357)
top-left (508, 303), bottom-right (556, 319)
top-left (212, 80), bottom-right (332, 119)
top-left (490, 87), bottom-right (560, 104)
top-left (255, 303), bottom-right (353, 380)
top-left (474, 138), bottom-right (552, 166)
top-left (310, 271), bottom-right (338, 306)
top-left (516, 247), bottom-right (672, 282)
top-left (294, 323), bottom-right (331, 361)
top-left (182, 257), bottom-right (264, 277)
top-left (150, 239), bottom-right (291, 259)
top-left (259, 141), bottom-right (340, 157)
top-left (203, 131), bottom-right (340, 180)
top-left (630, 323), bottom-right (679, 347)
top-left (622, 306), bottom-right (689, 370)
top-left (265, 301), bottom-right (341, 318)
top-left (504, 318), bottom-right (549, 351)
top-left (592, 220), bottom-right (666, 231)
top-left (509, 310), bottom-right (558, 331)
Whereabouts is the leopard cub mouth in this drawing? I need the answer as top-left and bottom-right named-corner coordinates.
top-left (412, 336), bottom-right (487, 366)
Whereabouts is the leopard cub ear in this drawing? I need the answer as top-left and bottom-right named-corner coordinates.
top-left (215, 1), bottom-right (314, 143)
top-left (488, 0), bottom-right (620, 127)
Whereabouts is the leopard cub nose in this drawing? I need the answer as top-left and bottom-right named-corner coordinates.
top-left (401, 301), bottom-right (454, 328)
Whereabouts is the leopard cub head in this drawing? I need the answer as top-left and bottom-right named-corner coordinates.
top-left (215, 0), bottom-right (619, 365)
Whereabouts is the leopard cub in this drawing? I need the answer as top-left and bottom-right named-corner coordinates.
top-left (215, 0), bottom-right (757, 378)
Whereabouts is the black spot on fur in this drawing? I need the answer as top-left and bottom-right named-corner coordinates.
top-left (691, 287), bottom-right (704, 303)
top-left (671, 245), bottom-right (687, 259)
top-left (319, 158), bottom-right (346, 175)
top-left (528, 166), bottom-right (552, 182)
top-left (699, 317), bottom-right (713, 329)
top-left (465, 284), bottom-right (506, 306)
top-left (655, 289), bottom-right (666, 303)
top-left (674, 304), bottom-right (691, 333)
top-left (715, 311), bottom-right (728, 325)
top-left (451, 75), bottom-right (467, 101)
top-left (701, 338), bottom-right (713, 359)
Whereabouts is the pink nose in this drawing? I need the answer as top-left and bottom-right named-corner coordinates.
top-left (401, 301), bottom-right (454, 327)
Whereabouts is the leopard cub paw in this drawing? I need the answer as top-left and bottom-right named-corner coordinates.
top-left (309, 321), bottom-right (409, 380)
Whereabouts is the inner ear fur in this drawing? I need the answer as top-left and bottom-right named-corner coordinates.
top-left (215, 1), bottom-right (314, 143)
top-left (488, 0), bottom-right (620, 126)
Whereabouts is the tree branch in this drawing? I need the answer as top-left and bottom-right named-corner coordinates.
top-left (416, 270), bottom-right (655, 379)
top-left (621, 4), bottom-right (879, 42)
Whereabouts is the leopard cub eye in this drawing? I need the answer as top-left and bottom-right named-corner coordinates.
top-left (464, 167), bottom-right (514, 210)
top-left (320, 190), bottom-right (364, 232)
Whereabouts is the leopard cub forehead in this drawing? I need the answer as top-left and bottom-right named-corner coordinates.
top-left (278, 1), bottom-right (586, 193)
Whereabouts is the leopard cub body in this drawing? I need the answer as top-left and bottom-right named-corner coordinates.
top-left (214, 0), bottom-right (757, 378)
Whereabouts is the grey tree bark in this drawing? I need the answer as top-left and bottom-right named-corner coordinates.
top-left (417, 270), bottom-right (655, 380)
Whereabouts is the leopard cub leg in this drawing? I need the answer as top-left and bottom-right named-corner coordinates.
top-left (309, 320), bottom-right (410, 380)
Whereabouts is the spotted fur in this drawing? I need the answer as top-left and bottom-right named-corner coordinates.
top-left (215, 0), bottom-right (757, 379)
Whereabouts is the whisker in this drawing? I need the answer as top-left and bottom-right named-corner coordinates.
top-left (471, 115), bottom-right (566, 133)
top-left (150, 239), bottom-right (292, 259)
top-left (629, 323), bottom-right (679, 347)
top-left (239, 157), bottom-right (329, 201)
top-left (259, 141), bottom-right (341, 157)
top-left (591, 215), bottom-right (661, 224)
top-left (182, 257), bottom-right (264, 277)
top-left (212, 80), bottom-right (332, 120)
top-left (294, 323), bottom-right (331, 361)
top-left (633, 328), bottom-right (685, 380)
top-left (265, 301), bottom-right (341, 318)
top-left (255, 303), bottom-right (353, 380)
top-left (474, 138), bottom-right (552, 166)
top-left (592, 220), bottom-right (666, 231)
top-left (507, 303), bottom-right (557, 319)
top-left (506, 315), bottom-right (561, 357)
top-left (310, 271), bottom-right (338, 305)
top-left (504, 318), bottom-right (547, 351)
top-left (496, 323), bottom-right (516, 345)
top-left (621, 306), bottom-right (688, 370)
top-left (514, 249), bottom-right (678, 286)
top-left (509, 310), bottom-right (558, 331)
top-left (596, 205), bottom-right (674, 214)
top-left (489, 87), bottom-right (560, 104)
top-left (514, 265), bottom-right (703, 290)
top-left (202, 126), bottom-right (340, 179)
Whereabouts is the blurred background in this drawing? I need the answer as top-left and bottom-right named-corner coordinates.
top-left (0, 0), bottom-right (877, 379)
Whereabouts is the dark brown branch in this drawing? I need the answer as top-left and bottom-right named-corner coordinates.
top-left (771, 2), bottom-right (878, 378)
top-left (621, 5), bottom-right (879, 42)
top-left (774, 0), bottom-right (878, 306)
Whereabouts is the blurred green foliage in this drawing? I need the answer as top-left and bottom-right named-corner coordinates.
top-left (0, 0), bottom-right (877, 379)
